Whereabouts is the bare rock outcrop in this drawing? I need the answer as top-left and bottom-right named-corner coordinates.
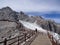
top-left (0, 6), bottom-right (60, 39)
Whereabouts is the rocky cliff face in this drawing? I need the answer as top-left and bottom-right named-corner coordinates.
top-left (18, 13), bottom-right (60, 34)
top-left (18, 12), bottom-right (60, 34)
top-left (0, 7), bottom-right (24, 41)
top-left (0, 7), bottom-right (18, 22)
top-left (26, 15), bottom-right (58, 33)
top-left (0, 6), bottom-right (60, 40)
top-left (56, 24), bottom-right (60, 34)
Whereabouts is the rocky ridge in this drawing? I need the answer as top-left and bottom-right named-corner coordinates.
top-left (0, 7), bottom-right (60, 41)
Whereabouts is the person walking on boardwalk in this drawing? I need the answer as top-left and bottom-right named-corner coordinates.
top-left (35, 28), bottom-right (37, 33)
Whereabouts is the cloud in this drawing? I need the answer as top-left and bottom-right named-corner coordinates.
top-left (0, 0), bottom-right (60, 12)
top-left (31, 0), bottom-right (60, 6)
top-left (53, 18), bottom-right (60, 23)
top-left (46, 18), bottom-right (60, 23)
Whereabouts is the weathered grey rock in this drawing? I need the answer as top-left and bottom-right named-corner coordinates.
top-left (56, 24), bottom-right (60, 34)
top-left (0, 7), bottom-right (18, 22)
top-left (0, 6), bottom-right (60, 36)
top-left (0, 21), bottom-right (24, 41)
top-left (17, 11), bottom-right (60, 34)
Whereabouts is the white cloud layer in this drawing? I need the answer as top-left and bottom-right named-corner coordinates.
top-left (0, 0), bottom-right (60, 12)
top-left (45, 18), bottom-right (60, 23)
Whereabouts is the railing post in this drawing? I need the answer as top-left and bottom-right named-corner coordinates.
top-left (32, 32), bottom-right (33, 36)
top-left (24, 33), bottom-right (27, 41)
top-left (18, 36), bottom-right (19, 45)
top-left (4, 38), bottom-right (7, 45)
top-left (56, 40), bottom-right (57, 45)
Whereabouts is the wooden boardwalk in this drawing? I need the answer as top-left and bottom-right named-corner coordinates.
top-left (31, 33), bottom-right (52, 45)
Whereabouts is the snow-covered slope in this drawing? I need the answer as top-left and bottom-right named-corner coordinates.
top-left (19, 20), bottom-right (60, 44)
top-left (19, 20), bottom-right (47, 33)
top-left (49, 32), bottom-right (60, 43)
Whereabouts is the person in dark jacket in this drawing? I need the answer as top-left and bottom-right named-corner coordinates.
top-left (35, 28), bottom-right (37, 33)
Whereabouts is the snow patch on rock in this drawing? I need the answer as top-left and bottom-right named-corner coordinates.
top-left (19, 20), bottom-right (47, 33)
top-left (19, 20), bottom-right (60, 44)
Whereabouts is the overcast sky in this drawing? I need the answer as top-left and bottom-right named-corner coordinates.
top-left (0, 0), bottom-right (60, 23)
top-left (0, 0), bottom-right (60, 12)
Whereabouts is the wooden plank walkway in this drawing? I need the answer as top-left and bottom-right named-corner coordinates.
top-left (31, 33), bottom-right (52, 45)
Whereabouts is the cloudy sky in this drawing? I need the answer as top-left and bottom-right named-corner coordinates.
top-left (0, 0), bottom-right (60, 23)
top-left (0, 0), bottom-right (60, 12)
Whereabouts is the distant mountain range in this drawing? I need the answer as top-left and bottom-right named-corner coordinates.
top-left (26, 11), bottom-right (60, 23)
top-left (26, 11), bottom-right (60, 18)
